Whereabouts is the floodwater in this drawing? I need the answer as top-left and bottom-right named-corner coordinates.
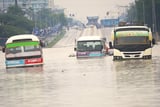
top-left (0, 29), bottom-right (160, 107)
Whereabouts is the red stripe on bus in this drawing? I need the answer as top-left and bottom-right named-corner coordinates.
top-left (25, 58), bottom-right (43, 64)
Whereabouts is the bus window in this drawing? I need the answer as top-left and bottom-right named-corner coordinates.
top-left (95, 45), bottom-right (103, 51)
top-left (77, 40), bottom-right (102, 51)
top-left (6, 47), bottom-right (21, 54)
top-left (24, 45), bottom-right (40, 52)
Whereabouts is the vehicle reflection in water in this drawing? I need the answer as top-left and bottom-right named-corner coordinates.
top-left (0, 66), bottom-right (47, 107)
top-left (6, 66), bottom-right (44, 73)
top-left (113, 58), bottom-right (160, 107)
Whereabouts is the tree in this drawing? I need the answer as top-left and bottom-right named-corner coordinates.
top-left (126, 0), bottom-right (160, 33)
top-left (0, 6), bottom-right (34, 38)
top-left (7, 6), bottom-right (24, 16)
top-left (0, 5), bottom-right (68, 46)
top-left (36, 8), bottom-right (67, 28)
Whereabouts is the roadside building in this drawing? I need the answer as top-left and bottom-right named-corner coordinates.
top-left (0, 0), bottom-right (49, 12)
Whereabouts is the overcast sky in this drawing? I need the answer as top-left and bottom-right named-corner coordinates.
top-left (54, 0), bottom-right (134, 22)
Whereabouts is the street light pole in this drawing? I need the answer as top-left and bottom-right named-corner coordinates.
top-left (152, 0), bottom-right (158, 40)
top-left (15, 0), bottom-right (18, 7)
top-left (2, 0), bottom-right (4, 9)
top-left (142, 0), bottom-right (145, 25)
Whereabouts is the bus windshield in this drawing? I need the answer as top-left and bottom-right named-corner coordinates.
top-left (6, 46), bottom-right (21, 54)
top-left (115, 36), bottom-right (150, 45)
top-left (6, 45), bottom-right (41, 54)
top-left (77, 40), bottom-right (103, 51)
top-left (24, 45), bottom-right (40, 52)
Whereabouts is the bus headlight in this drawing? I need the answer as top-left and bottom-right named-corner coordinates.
top-left (114, 49), bottom-right (122, 56)
top-left (143, 48), bottom-right (152, 56)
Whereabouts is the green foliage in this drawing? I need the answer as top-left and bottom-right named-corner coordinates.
top-left (0, 6), bottom-right (34, 39)
top-left (12, 15), bottom-right (34, 31)
top-left (36, 8), bottom-right (67, 28)
top-left (7, 6), bottom-right (24, 16)
top-left (47, 30), bottom-right (66, 48)
top-left (0, 25), bottom-right (26, 37)
top-left (0, 13), bottom-right (34, 37)
top-left (127, 0), bottom-right (160, 32)
top-left (0, 5), bottom-right (68, 44)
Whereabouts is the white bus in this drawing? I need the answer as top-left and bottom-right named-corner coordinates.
top-left (3, 34), bottom-right (43, 68)
top-left (109, 26), bottom-right (155, 60)
top-left (74, 36), bottom-right (108, 58)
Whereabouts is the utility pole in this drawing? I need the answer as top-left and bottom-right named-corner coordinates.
top-left (2, 0), bottom-right (4, 9)
top-left (152, 0), bottom-right (158, 40)
top-left (134, 0), bottom-right (137, 22)
top-left (142, 0), bottom-right (145, 25)
top-left (15, 0), bottom-right (18, 7)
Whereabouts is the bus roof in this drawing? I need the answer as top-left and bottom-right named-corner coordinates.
top-left (77, 36), bottom-right (102, 42)
top-left (114, 26), bottom-right (149, 32)
top-left (6, 34), bottom-right (40, 44)
top-left (111, 26), bottom-right (152, 40)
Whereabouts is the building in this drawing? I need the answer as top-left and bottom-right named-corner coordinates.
top-left (30, 0), bottom-right (48, 12)
top-left (0, 0), bottom-right (49, 12)
top-left (48, 0), bottom-right (54, 9)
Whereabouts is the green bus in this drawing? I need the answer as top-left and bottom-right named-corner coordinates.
top-left (3, 34), bottom-right (43, 68)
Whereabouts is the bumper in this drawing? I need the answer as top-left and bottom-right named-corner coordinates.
top-left (6, 58), bottom-right (43, 68)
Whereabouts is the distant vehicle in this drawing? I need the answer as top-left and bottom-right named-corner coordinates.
top-left (100, 18), bottom-right (119, 27)
top-left (2, 34), bottom-right (43, 68)
top-left (109, 26), bottom-right (155, 60)
top-left (86, 16), bottom-right (101, 28)
top-left (74, 36), bottom-right (108, 58)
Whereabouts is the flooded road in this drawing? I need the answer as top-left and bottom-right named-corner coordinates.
top-left (0, 29), bottom-right (160, 107)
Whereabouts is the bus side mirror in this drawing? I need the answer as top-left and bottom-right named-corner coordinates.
top-left (2, 47), bottom-right (5, 53)
top-left (74, 47), bottom-right (77, 51)
top-left (109, 41), bottom-right (113, 49)
top-left (40, 40), bottom-right (45, 47)
top-left (152, 38), bottom-right (156, 45)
